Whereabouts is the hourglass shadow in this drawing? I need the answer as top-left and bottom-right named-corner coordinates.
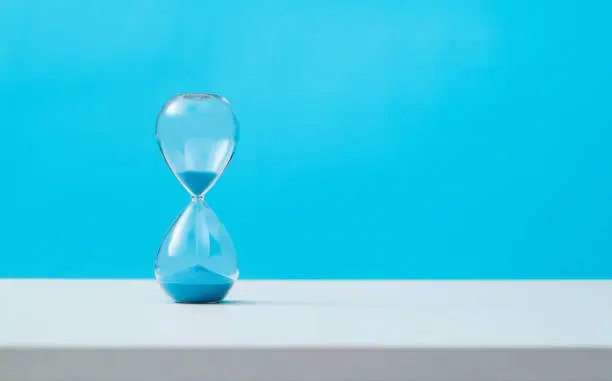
top-left (165, 298), bottom-right (350, 307)
top-left (220, 300), bottom-right (338, 307)
top-left (220, 300), bottom-right (297, 306)
top-left (165, 299), bottom-right (326, 307)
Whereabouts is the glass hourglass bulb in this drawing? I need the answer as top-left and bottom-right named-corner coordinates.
top-left (155, 94), bottom-right (239, 303)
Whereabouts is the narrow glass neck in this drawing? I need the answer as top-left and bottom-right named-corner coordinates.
top-left (190, 195), bottom-right (206, 203)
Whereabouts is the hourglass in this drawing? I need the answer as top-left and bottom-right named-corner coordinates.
top-left (155, 94), bottom-right (239, 303)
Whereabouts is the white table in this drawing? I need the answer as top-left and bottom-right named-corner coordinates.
top-left (1, 280), bottom-right (611, 381)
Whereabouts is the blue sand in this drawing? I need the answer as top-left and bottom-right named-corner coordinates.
top-left (178, 171), bottom-right (218, 196)
top-left (159, 265), bottom-right (234, 303)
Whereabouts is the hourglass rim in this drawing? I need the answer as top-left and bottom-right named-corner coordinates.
top-left (156, 93), bottom-right (233, 123)
top-left (155, 92), bottom-right (238, 135)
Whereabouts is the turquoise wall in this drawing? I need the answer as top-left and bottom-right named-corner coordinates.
top-left (1, 1), bottom-right (611, 278)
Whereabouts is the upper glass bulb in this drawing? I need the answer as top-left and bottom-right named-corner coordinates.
top-left (156, 94), bottom-right (239, 197)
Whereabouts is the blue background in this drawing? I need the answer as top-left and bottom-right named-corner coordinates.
top-left (1, 1), bottom-right (611, 279)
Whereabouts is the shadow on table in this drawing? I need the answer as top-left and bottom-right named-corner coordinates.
top-left (219, 299), bottom-right (322, 307)
top-left (165, 299), bottom-right (359, 307)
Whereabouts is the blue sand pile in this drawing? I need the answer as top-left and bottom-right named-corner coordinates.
top-left (178, 171), bottom-right (218, 196)
top-left (159, 265), bottom-right (234, 303)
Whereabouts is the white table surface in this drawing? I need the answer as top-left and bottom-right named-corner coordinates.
top-left (1, 279), bottom-right (611, 381)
